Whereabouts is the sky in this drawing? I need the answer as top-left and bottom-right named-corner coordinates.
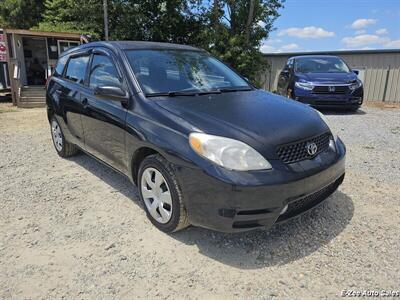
top-left (260, 0), bottom-right (400, 53)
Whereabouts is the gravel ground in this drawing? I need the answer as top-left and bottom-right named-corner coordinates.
top-left (0, 103), bottom-right (399, 299)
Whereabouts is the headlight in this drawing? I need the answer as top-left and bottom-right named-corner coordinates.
top-left (315, 110), bottom-right (338, 144)
top-left (295, 81), bottom-right (314, 90)
top-left (349, 80), bottom-right (362, 91)
top-left (189, 132), bottom-right (272, 171)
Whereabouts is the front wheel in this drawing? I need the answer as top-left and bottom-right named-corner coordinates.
top-left (50, 117), bottom-right (79, 158)
top-left (138, 154), bottom-right (189, 233)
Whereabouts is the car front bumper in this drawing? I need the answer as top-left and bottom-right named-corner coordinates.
top-left (174, 138), bottom-right (346, 233)
top-left (293, 87), bottom-right (363, 109)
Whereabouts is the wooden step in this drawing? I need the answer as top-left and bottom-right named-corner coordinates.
top-left (20, 96), bottom-right (46, 102)
top-left (18, 101), bottom-right (46, 108)
top-left (21, 92), bottom-right (46, 97)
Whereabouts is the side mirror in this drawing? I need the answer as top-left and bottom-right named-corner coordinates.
top-left (280, 69), bottom-right (289, 77)
top-left (352, 69), bottom-right (359, 75)
top-left (94, 85), bottom-right (129, 103)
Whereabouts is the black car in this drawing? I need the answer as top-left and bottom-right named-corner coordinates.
top-left (47, 41), bottom-right (346, 233)
top-left (277, 55), bottom-right (363, 111)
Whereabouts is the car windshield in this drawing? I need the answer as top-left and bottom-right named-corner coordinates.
top-left (125, 49), bottom-right (251, 96)
top-left (295, 57), bottom-right (350, 73)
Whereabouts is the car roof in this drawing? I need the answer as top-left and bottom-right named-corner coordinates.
top-left (61, 40), bottom-right (203, 57)
top-left (290, 55), bottom-right (341, 60)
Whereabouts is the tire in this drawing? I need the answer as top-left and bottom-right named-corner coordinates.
top-left (349, 106), bottom-right (359, 112)
top-left (50, 116), bottom-right (79, 158)
top-left (138, 154), bottom-right (190, 233)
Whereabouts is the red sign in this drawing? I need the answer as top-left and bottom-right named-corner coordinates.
top-left (0, 32), bottom-right (6, 62)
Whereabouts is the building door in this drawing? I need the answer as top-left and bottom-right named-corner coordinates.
top-left (22, 37), bottom-right (48, 86)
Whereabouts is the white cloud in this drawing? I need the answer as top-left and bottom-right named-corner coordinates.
top-left (355, 29), bottom-right (367, 35)
top-left (342, 34), bottom-right (400, 48)
top-left (257, 20), bottom-right (266, 27)
top-left (342, 34), bottom-right (388, 47)
top-left (375, 28), bottom-right (388, 35)
top-left (384, 39), bottom-right (400, 48)
top-left (350, 18), bottom-right (377, 29)
top-left (280, 43), bottom-right (299, 51)
top-left (277, 26), bottom-right (335, 39)
top-left (260, 44), bottom-right (277, 53)
top-left (260, 43), bottom-right (300, 53)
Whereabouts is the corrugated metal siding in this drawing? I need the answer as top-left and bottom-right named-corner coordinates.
top-left (262, 52), bottom-right (400, 103)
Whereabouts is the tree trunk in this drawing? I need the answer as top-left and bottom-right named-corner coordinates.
top-left (245, 0), bottom-right (255, 45)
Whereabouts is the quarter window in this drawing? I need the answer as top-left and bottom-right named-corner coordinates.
top-left (89, 54), bottom-right (121, 89)
top-left (64, 56), bottom-right (89, 84)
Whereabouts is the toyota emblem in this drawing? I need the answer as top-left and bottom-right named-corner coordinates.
top-left (306, 142), bottom-right (318, 156)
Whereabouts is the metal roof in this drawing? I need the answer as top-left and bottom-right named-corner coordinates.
top-left (4, 28), bottom-right (81, 39)
top-left (263, 49), bottom-right (400, 56)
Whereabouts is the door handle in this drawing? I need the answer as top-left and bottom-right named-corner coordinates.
top-left (55, 90), bottom-right (62, 95)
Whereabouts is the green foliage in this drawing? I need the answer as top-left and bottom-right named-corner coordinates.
top-left (36, 0), bottom-right (103, 39)
top-left (198, 0), bottom-right (284, 86)
top-left (0, 0), bottom-right (44, 29)
top-left (0, 0), bottom-right (284, 84)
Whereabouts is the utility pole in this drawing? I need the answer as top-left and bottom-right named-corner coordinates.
top-left (103, 0), bottom-right (109, 40)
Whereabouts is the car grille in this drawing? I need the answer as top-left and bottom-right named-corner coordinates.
top-left (312, 85), bottom-right (349, 94)
top-left (277, 174), bottom-right (344, 222)
top-left (276, 132), bottom-right (331, 164)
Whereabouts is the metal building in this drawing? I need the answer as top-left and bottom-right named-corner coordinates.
top-left (262, 49), bottom-right (400, 103)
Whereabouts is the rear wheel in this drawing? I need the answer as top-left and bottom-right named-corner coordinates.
top-left (138, 154), bottom-right (189, 233)
top-left (50, 117), bottom-right (79, 157)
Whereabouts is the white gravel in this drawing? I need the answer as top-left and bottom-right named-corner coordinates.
top-left (0, 103), bottom-right (399, 299)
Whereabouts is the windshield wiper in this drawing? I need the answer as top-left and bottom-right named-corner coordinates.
top-left (145, 89), bottom-right (222, 97)
top-left (219, 87), bottom-right (253, 93)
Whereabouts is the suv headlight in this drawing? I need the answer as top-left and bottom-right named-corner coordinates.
top-left (189, 132), bottom-right (272, 171)
top-left (349, 80), bottom-right (362, 91)
top-left (295, 81), bottom-right (314, 90)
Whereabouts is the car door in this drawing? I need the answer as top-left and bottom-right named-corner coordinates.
top-left (56, 52), bottom-right (91, 149)
top-left (80, 48), bottom-right (128, 173)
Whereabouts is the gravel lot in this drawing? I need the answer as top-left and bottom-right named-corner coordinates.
top-left (0, 103), bottom-right (399, 299)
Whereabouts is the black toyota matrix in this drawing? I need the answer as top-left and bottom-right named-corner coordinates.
top-left (47, 41), bottom-right (346, 233)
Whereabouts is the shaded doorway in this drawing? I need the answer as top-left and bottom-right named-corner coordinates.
top-left (22, 37), bottom-right (48, 86)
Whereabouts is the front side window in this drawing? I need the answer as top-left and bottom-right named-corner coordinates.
top-left (89, 54), bottom-right (121, 89)
top-left (125, 49), bottom-right (250, 95)
top-left (295, 57), bottom-right (350, 73)
top-left (64, 55), bottom-right (89, 84)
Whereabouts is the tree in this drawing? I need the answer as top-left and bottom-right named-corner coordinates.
top-left (198, 0), bottom-right (284, 85)
top-left (38, 0), bottom-right (205, 43)
top-left (37, 0), bottom-right (104, 38)
top-left (1, 0), bottom-right (283, 85)
top-left (0, 0), bottom-right (44, 29)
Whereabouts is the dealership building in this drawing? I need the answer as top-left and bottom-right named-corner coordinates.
top-left (262, 49), bottom-right (400, 104)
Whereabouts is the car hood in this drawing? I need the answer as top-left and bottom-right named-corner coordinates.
top-left (153, 90), bottom-right (328, 159)
top-left (296, 72), bottom-right (358, 84)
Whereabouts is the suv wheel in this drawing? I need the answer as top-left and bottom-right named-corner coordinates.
top-left (50, 117), bottom-right (79, 157)
top-left (138, 154), bottom-right (189, 233)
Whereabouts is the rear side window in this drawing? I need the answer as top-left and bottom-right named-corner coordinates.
top-left (88, 54), bottom-right (121, 88)
top-left (53, 56), bottom-right (68, 77)
top-left (64, 56), bottom-right (89, 84)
